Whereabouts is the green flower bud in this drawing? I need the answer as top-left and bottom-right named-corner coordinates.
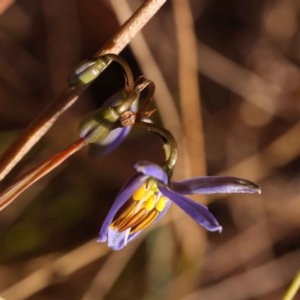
top-left (79, 87), bottom-right (143, 143)
top-left (67, 56), bottom-right (110, 87)
top-left (79, 106), bottom-right (119, 143)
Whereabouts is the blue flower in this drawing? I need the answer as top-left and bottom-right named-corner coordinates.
top-left (98, 161), bottom-right (261, 250)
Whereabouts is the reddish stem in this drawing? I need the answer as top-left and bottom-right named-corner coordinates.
top-left (0, 138), bottom-right (87, 210)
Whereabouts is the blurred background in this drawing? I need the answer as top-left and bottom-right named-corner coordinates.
top-left (0, 0), bottom-right (300, 299)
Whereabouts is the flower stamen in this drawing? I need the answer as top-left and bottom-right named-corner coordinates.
top-left (144, 194), bottom-right (156, 211)
top-left (109, 218), bottom-right (125, 230)
top-left (156, 196), bottom-right (167, 212)
top-left (107, 180), bottom-right (173, 248)
top-left (110, 199), bottom-right (136, 223)
top-left (132, 183), bottom-right (147, 200)
top-left (118, 208), bottom-right (148, 233)
top-left (130, 209), bottom-right (159, 234)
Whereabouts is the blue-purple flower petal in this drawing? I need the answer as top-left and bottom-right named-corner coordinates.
top-left (98, 173), bottom-right (149, 243)
top-left (134, 161), bottom-right (168, 185)
top-left (88, 126), bottom-right (130, 157)
top-left (107, 228), bottom-right (142, 250)
top-left (101, 90), bottom-right (126, 108)
top-left (170, 176), bottom-right (261, 195)
top-left (158, 186), bottom-right (222, 232)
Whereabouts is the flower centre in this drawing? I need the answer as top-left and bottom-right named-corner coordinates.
top-left (109, 179), bottom-right (168, 237)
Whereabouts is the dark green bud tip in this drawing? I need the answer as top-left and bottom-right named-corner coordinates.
top-left (67, 56), bottom-right (110, 87)
top-left (79, 106), bottom-right (119, 143)
top-left (115, 91), bottom-right (139, 115)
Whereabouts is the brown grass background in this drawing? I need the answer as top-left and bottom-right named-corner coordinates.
top-left (0, 0), bottom-right (300, 299)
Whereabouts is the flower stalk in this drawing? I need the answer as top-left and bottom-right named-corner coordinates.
top-left (0, 138), bottom-right (87, 210)
top-left (133, 121), bottom-right (178, 177)
top-left (67, 54), bottom-right (135, 95)
top-left (105, 54), bottom-right (135, 95)
top-left (138, 79), bottom-right (155, 114)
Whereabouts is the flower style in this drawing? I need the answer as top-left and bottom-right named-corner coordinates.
top-left (98, 161), bottom-right (261, 250)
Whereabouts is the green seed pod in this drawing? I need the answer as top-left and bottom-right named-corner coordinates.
top-left (67, 56), bottom-right (110, 87)
top-left (79, 106), bottom-right (120, 143)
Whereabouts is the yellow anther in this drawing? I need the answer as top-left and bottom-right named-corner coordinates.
top-left (144, 190), bottom-right (154, 201)
top-left (144, 195), bottom-right (156, 211)
top-left (133, 183), bottom-right (147, 200)
top-left (156, 196), bottom-right (168, 212)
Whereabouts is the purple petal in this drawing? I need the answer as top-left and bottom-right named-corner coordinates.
top-left (98, 173), bottom-right (149, 243)
top-left (170, 176), bottom-right (261, 195)
top-left (101, 90), bottom-right (126, 108)
top-left (134, 161), bottom-right (168, 185)
top-left (158, 186), bottom-right (222, 232)
top-left (107, 228), bottom-right (142, 250)
top-left (88, 127), bottom-right (130, 157)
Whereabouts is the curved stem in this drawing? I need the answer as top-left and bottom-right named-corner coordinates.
top-left (139, 80), bottom-right (155, 114)
top-left (105, 54), bottom-right (135, 95)
top-left (133, 121), bottom-right (178, 174)
top-left (115, 77), bottom-right (151, 115)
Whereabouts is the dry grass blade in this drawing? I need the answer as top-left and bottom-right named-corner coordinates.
top-left (203, 219), bottom-right (281, 284)
top-left (0, 0), bottom-right (14, 15)
top-left (42, 0), bottom-right (81, 94)
top-left (0, 213), bottom-right (179, 300)
top-left (160, 216), bottom-right (272, 296)
top-left (173, 0), bottom-right (206, 178)
top-left (0, 139), bottom-right (86, 210)
top-left (197, 41), bottom-right (285, 118)
top-left (161, 118), bottom-right (300, 296)
top-left (180, 250), bottom-right (300, 300)
top-left (168, 2), bottom-right (208, 295)
top-left (0, 171), bottom-right (62, 233)
top-left (82, 238), bottom-right (143, 300)
top-left (217, 121), bottom-right (300, 180)
top-left (1, 240), bottom-right (110, 300)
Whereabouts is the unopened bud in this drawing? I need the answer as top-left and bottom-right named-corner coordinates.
top-left (79, 107), bottom-right (119, 143)
top-left (67, 56), bottom-right (110, 87)
top-left (78, 76), bottom-right (150, 144)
